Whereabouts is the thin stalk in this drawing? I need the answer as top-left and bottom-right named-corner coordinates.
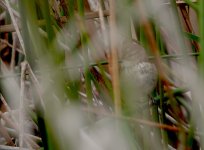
top-left (157, 28), bottom-right (165, 55)
top-left (198, 1), bottom-right (204, 148)
top-left (18, 0), bottom-right (41, 67)
top-left (151, 98), bottom-right (163, 148)
top-left (4, 0), bottom-right (25, 55)
top-left (139, 25), bottom-right (146, 47)
top-left (155, 25), bottom-right (160, 52)
top-left (109, 0), bottom-right (121, 115)
top-left (196, 0), bottom-right (204, 146)
top-left (199, 0), bottom-right (204, 76)
top-left (10, 33), bottom-right (17, 70)
top-left (84, 69), bottom-right (93, 102)
top-left (19, 62), bottom-right (27, 148)
top-left (186, 123), bottom-right (195, 149)
top-left (97, 65), bottom-right (113, 95)
top-left (77, 0), bottom-right (84, 16)
top-left (39, 0), bottom-right (55, 42)
top-left (177, 127), bottom-right (186, 150)
top-left (77, 0), bottom-right (93, 102)
top-left (179, 5), bottom-right (199, 52)
top-left (0, 1), bottom-right (20, 18)
top-left (159, 79), bottom-right (168, 149)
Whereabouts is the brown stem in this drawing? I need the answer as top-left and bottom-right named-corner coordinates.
top-left (109, 0), bottom-right (121, 115)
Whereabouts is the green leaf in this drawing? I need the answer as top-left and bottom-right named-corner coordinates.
top-left (184, 32), bottom-right (200, 42)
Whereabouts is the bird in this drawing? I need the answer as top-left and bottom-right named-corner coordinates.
top-left (118, 40), bottom-right (158, 113)
top-left (88, 35), bottom-right (158, 113)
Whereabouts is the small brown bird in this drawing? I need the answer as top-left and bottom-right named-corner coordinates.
top-left (89, 36), bottom-right (158, 111)
top-left (119, 40), bottom-right (158, 97)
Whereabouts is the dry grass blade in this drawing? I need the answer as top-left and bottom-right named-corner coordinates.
top-left (19, 62), bottom-right (27, 148)
top-left (0, 122), bottom-right (15, 146)
top-left (4, 0), bottom-right (25, 55)
top-left (0, 1), bottom-right (20, 17)
top-left (0, 39), bottom-right (23, 54)
top-left (10, 33), bottom-right (17, 70)
top-left (109, 0), bottom-right (121, 115)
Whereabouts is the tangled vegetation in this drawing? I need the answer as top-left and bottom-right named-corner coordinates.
top-left (0, 0), bottom-right (203, 149)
